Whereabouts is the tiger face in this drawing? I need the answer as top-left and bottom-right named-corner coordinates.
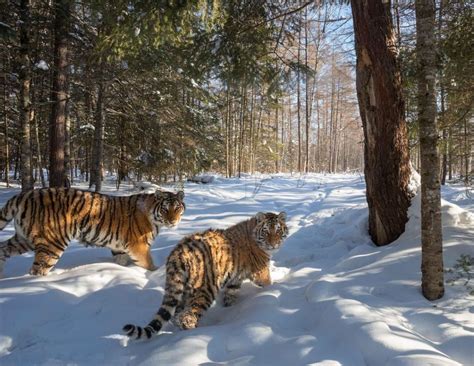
top-left (153, 191), bottom-right (185, 228)
top-left (254, 211), bottom-right (288, 252)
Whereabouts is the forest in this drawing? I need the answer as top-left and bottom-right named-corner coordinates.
top-left (0, 1), bottom-right (473, 365)
top-left (1, 1), bottom-right (469, 187)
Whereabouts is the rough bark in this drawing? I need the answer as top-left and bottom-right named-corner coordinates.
top-left (416, 0), bottom-right (444, 301)
top-left (351, 0), bottom-right (412, 245)
top-left (19, 0), bottom-right (34, 191)
top-left (49, 0), bottom-right (70, 187)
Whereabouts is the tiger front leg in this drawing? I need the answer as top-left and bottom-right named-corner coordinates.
top-left (222, 279), bottom-right (242, 307)
top-left (30, 239), bottom-right (67, 276)
top-left (251, 265), bottom-right (272, 287)
top-left (128, 242), bottom-right (157, 271)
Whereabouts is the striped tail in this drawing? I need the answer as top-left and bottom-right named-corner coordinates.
top-left (123, 266), bottom-right (185, 340)
top-left (0, 195), bottom-right (18, 231)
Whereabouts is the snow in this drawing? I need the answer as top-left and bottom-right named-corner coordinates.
top-left (79, 123), bottom-right (95, 131)
top-left (34, 60), bottom-right (49, 71)
top-left (0, 174), bottom-right (473, 365)
top-left (191, 79), bottom-right (199, 88)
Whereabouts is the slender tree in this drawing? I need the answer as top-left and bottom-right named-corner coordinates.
top-left (416, 0), bottom-right (444, 301)
top-left (90, 70), bottom-right (105, 191)
top-left (49, 0), bottom-right (70, 187)
top-left (3, 73), bottom-right (9, 187)
top-left (351, 0), bottom-right (412, 245)
top-left (297, 24), bottom-right (302, 173)
top-left (18, 0), bottom-right (33, 191)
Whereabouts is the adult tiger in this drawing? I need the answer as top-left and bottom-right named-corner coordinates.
top-left (123, 211), bottom-right (288, 340)
top-left (0, 188), bottom-right (185, 276)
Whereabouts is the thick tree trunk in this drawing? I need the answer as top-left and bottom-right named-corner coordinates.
top-left (49, 0), bottom-right (70, 187)
top-left (416, 0), bottom-right (444, 301)
top-left (19, 0), bottom-right (34, 192)
top-left (351, 0), bottom-right (412, 245)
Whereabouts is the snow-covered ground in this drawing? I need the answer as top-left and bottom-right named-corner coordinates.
top-left (0, 174), bottom-right (472, 366)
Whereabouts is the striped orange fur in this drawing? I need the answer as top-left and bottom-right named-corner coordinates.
top-left (123, 211), bottom-right (288, 340)
top-left (0, 188), bottom-right (185, 276)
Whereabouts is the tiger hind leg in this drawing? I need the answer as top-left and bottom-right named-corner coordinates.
top-left (176, 289), bottom-right (215, 330)
top-left (29, 238), bottom-right (67, 276)
top-left (222, 279), bottom-right (243, 307)
top-left (0, 234), bottom-right (34, 275)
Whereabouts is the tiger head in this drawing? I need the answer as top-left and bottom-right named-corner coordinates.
top-left (153, 190), bottom-right (185, 228)
top-left (254, 211), bottom-right (288, 252)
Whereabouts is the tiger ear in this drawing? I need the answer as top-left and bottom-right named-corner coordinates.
top-left (177, 191), bottom-right (185, 201)
top-left (255, 212), bottom-right (266, 222)
top-left (278, 211), bottom-right (287, 222)
top-left (155, 190), bottom-right (164, 198)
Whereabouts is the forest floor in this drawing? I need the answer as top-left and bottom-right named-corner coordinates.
top-left (0, 173), bottom-right (473, 366)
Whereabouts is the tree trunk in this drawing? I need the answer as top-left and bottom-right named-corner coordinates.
top-left (304, 8), bottom-right (310, 173)
top-left (297, 24), bottom-right (302, 173)
top-left (249, 86), bottom-right (255, 174)
top-left (19, 0), bottom-right (34, 191)
top-left (351, 0), bottom-right (412, 245)
top-left (416, 0), bottom-right (444, 301)
top-left (3, 74), bottom-right (9, 187)
top-left (49, 0), bottom-right (70, 188)
top-left (65, 111), bottom-right (71, 186)
top-left (275, 102), bottom-right (279, 172)
top-left (464, 118), bottom-right (471, 183)
top-left (90, 77), bottom-right (105, 192)
top-left (34, 115), bottom-right (46, 187)
top-left (225, 83), bottom-right (231, 178)
top-left (237, 84), bottom-right (246, 178)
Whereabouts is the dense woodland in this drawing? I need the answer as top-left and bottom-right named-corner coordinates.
top-left (1, 1), bottom-right (470, 189)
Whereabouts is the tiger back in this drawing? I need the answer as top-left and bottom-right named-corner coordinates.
top-left (0, 188), bottom-right (185, 276)
top-left (123, 211), bottom-right (288, 340)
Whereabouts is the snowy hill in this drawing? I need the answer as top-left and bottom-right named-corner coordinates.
top-left (0, 174), bottom-right (473, 365)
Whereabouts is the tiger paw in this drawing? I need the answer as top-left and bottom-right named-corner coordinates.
top-left (29, 266), bottom-right (50, 276)
top-left (222, 294), bottom-right (237, 307)
top-left (176, 311), bottom-right (199, 330)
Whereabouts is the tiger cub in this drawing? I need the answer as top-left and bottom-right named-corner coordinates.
top-left (123, 211), bottom-right (288, 340)
top-left (0, 188), bottom-right (185, 276)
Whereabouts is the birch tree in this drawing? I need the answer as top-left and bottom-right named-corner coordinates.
top-left (416, 0), bottom-right (444, 301)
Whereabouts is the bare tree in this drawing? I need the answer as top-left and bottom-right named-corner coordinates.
top-left (351, 0), bottom-right (412, 245)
